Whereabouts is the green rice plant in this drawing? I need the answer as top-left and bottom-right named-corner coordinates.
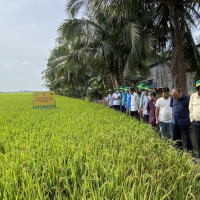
top-left (0, 93), bottom-right (200, 199)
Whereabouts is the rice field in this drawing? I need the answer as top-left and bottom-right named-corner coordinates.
top-left (0, 93), bottom-right (200, 199)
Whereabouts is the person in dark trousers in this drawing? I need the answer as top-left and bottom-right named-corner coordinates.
top-left (112, 89), bottom-right (121, 110)
top-left (170, 88), bottom-right (193, 152)
top-left (107, 89), bottom-right (114, 108)
top-left (142, 86), bottom-right (151, 123)
top-left (189, 80), bottom-right (200, 157)
top-left (125, 87), bottom-right (131, 115)
top-left (121, 86), bottom-right (127, 113)
top-left (137, 83), bottom-right (146, 120)
top-left (147, 90), bottom-right (158, 130)
top-left (130, 87), bottom-right (140, 120)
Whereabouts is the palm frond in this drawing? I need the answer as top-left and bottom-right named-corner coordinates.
top-left (66, 0), bottom-right (86, 18)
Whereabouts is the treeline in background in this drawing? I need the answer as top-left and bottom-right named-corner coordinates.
top-left (42, 0), bottom-right (200, 100)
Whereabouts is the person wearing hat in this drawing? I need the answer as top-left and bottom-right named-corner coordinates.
top-left (121, 86), bottom-right (128, 113)
top-left (142, 86), bottom-right (151, 123)
top-left (147, 90), bottom-right (158, 128)
top-left (170, 88), bottom-right (193, 152)
top-left (155, 87), bottom-right (173, 139)
top-left (119, 86), bottom-right (125, 96)
top-left (137, 83), bottom-right (146, 118)
top-left (126, 87), bottom-right (131, 115)
top-left (130, 87), bottom-right (140, 120)
top-left (112, 88), bottom-right (121, 110)
top-left (119, 85), bottom-right (125, 90)
top-left (189, 80), bottom-right (200, 157)
top-left (107, 89), bottom-right (114, 108)
top-left (119, 86), bottom-right (124, 110)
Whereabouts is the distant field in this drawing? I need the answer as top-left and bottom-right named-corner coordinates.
top-left (0, 93), bottom-right (200, 199)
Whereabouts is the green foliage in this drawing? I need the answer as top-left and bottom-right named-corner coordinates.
top-left (0, 93), bottom-right (200, 199)
top-left (87, 0), bottom-right (200, 93)
top-left (43, 0), bottom-right (159, 97)
top-left (43, 0), bottom-right (200, 97)
top-left (87, 75), bottom-right (106, 101)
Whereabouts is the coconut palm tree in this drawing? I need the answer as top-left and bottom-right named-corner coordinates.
top-left (61, 1), bottom-right (155, 87)
top-left (42, 42), bottom-right (91, 97)
top-left (58, 17), bottom-right (120, 87)
top-left (86, 0), bottom-right (200, 93)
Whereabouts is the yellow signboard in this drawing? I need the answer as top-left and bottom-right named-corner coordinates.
top-left (33, 91), bottom-right (56, 108)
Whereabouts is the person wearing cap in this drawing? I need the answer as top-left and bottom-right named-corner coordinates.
top-left (112, 88), bottom-right (121, 110)
top-left (142, 86), bottom-right (151, 123)
top-left (189, 80), bottom-right (200, 157)
top-left (107, 89), bottom-right (114, 108)
top-left (119, 86), bottom-right (125, 90)
top-left (129, 87), bottom-right (140, 120)
top-left (155, 87), bottom-right (173, 139)
top-left (170, 88), bottom-right (193, 152)
top-left (119, 85), bottom-right (125, 98)
top-left (147, 90), bottom-right (158, 128)
top-left (126, 87), bottom-right (131, 115)
top-left (120, 86), bottom-right (127, 113)
top-left (137, 83), bottom-right (146, 117)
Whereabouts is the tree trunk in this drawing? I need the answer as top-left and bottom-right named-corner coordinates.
top-left (118, 57), bottom-right (125, 86)
top-left (77, 87), bottom-right (82, 98)
top-left (69, 73), bottom-right (75, 91)
top-left (110, 71), bottom-right (118, 88)
top-left (169, 3), bottom-right (187, 93)
top-left (81, 65), bottom-right (88, 88)
top-left (110, 56), bottom-right (119, 88)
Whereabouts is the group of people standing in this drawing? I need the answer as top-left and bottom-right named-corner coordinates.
top-left (107, 81), bottom-right (200, 158)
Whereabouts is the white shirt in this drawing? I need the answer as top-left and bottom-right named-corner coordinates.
top-left (143, 95), bottom-right (150, 115)
top-left (155, 97), bottom-right (172, 123)
top-left (107, 94), bottom-right (113, 106)
top-left (131, 92), bottom-right (140, 111)
top-left (189, 92), bottom-right (200, 121)
top-left (112, 93), bottom-right (121, 105)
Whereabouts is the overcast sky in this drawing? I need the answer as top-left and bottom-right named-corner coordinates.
top-left (0, 1), bottom-right (199, 92)
top-left (0, 0), bottom-right (67, 92)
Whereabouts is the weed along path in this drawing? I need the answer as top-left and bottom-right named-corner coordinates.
top-left (0, 93), bottom-right (200, 199)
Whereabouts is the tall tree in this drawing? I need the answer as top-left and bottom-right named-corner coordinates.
top-left (87, 0), bottom-right (200, 93)
top-left (65, 0), bottom-right (155, 87)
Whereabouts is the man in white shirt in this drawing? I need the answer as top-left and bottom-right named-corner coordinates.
top-left (137, 83), bottom-right (146, 115)
top-left (142, 86), bottom-right (151, 123)
top-left (189, 80), bottom-right (200, 158)
top-left (130, 87), bottom-right (140, 120)
top-left (112, 89), bottom-right (121, 110)
top-left (107, 89), bottom-right (114, 108)
top-left (155, 87), bottom-right (173, 139)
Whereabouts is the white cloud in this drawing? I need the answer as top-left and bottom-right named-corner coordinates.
top-left (21, 61), bottom-right (31, 65)
top-left (0, 0), bottom-right (67, 92)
